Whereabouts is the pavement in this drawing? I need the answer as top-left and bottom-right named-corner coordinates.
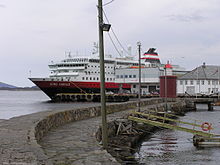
top-left (39, 110), bottom-right (132, 165)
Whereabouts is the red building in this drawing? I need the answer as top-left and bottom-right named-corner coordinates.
top-left (160, 62), bottom-right (177, 98)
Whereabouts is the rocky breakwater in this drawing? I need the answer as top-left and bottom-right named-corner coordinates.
top-left (96, 99), bottom-right (187, 164)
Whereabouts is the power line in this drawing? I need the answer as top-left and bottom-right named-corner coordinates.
top-left (103, 0), bottom-right (115, 6)
top-left (107, 33), bottom-right (123, 56)
top-left (102, 9), bottom-right (130, 56)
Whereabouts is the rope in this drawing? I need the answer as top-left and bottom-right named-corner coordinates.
top-left (70, 81), bottom-right (87, 94)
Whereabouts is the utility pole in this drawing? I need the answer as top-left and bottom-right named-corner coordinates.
top-left (98, 0), bottom-right (108, 149)
top-left (137, 42), bottom-right (141, 112)
top-left (164, 67), bottom-right (167, 111)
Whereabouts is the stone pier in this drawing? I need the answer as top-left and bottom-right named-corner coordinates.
top-left (0, 98), bottom-right (187, 164)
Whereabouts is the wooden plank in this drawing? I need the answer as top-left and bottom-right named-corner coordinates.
top-left (128, 116), bottom-right (215, 137)
top-left (132, 111), bottom-right (202, 128)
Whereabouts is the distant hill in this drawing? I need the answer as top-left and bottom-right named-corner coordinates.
top-left (0, 82), bottom-right (17, 88)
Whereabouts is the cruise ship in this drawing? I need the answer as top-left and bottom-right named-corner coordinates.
top-left (29, 48), bottom-right (186, 100)
top-left (29, 50), bottom-right (142, 100)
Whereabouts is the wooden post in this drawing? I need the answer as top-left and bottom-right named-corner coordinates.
top-left (208, 103), bottom-right (213, 111)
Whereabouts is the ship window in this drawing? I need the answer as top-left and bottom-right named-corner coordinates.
top-left (107, 78), bottom-right (109, 81)
top-left (97, 77), bottom-right (99, 80)
top-left (86, 77), bottom-right (88, 80)
top-left (180, 80), bottom-right (183, 85)
top-left (120, 75), bottom-right (123, 78)
top-left (93, 77), bottom-right (96, 80)
top-left (82, 77), bottom-right (85, 80)
top-left (116, 75), bottom-right (119, 78)
top-left (202, 80), bottom-right (205, 85)
top-left (190, 80), bottom-right (193, 85)
top-left (185, 80), bottom-right (188, 85)
top-left (129, 75), bottom-right (132, 78)
top-left (212, 80), bottom-right (215, 85)
top-left (125, 75), bottom-right (128, 78)
top-left (133, 75), bottom-right (136, 78)
top-left (90, 77), bottom-right (92, 80)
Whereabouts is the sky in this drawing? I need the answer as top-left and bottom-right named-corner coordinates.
top-left (0, 0), bottom-right (220, 87)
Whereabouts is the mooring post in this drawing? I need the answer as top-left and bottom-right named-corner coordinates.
top-left (208, 102), bottom-right (213, 111)
top-left (194, 102), bottom-right (197, 111)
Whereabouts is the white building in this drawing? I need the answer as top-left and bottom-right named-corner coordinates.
top-left (177, 63), bottom-right (220, 95)
top-left (115, 64), bottom-right (186, 95)
top-left (115, 67), bottom-right (162, 94)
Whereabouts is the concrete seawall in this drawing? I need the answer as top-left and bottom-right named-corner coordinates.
top-left (0, 98), bottom-right (185, 164)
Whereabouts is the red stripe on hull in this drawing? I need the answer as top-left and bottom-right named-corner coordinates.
top-left (32, 80), bottom-right (131, 89)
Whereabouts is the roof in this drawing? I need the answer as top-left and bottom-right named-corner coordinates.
top-left (178, 65), bottom-right (220, 80)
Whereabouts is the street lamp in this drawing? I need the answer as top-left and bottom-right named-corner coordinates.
top-left (101, 23), bottom-right (111, 32)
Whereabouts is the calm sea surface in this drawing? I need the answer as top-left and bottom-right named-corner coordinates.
top-left (136, 105), bottom-right (220, 165)
top-left (0, 90), bottom-right (100, 119)
top-left (1, 90), bottom-right (220, 164)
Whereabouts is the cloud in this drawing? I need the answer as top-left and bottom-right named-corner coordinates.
top-left (166, 13), bottom-right (206, 22)
top-left (0, 4), bottom-right (6, 8)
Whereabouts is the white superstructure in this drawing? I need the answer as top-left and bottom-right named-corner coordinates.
top-left (48, 53), bottom-right (139, 82)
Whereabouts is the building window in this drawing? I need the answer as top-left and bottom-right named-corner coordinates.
top-left (196, 80), bottom-right (200, 85)
top-left (180, 80), bottom-right (183, 85)
top-left (185, 80), bottom-right (188, 85)
top-left (190, 80), bottom-right (193, 85)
